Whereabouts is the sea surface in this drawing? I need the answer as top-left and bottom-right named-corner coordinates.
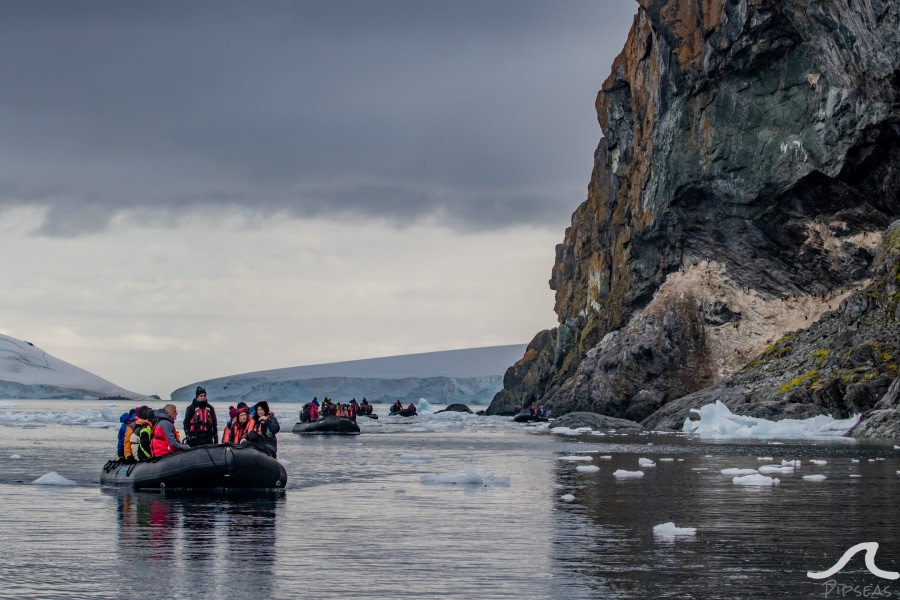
top-left (0, 399), bottom-right (898, 599)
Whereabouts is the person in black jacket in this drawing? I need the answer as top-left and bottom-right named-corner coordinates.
top-left (244, 401), bottom-right (280, 458)
top-left (183, 386), bottom-right (218, 446)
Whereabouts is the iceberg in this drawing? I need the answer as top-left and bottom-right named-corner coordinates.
top-left (32, 472), bottom-right (77, 486)
top-left (683, 401), bottom-right (859, 438)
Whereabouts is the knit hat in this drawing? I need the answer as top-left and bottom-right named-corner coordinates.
top-left (228, 406), bottom-right (237, 420)
top-left (236, 401), bottom-right (248, 409)
top-left (195, 386), bottom-right (206, 396)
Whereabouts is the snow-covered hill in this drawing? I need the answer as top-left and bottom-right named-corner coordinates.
top-left (0, 333), bottom-right (141, 399)
top-left (172, 344), bottom-right (527, 406)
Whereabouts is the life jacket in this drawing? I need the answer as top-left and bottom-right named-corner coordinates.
top-left (151, 417), bottom-right (180, 458)
top-left (189, 405), bottom-right (213, 435)
top-left (223, 419), bottom-right (250, 444)
top-left (129, 419), bottom-right (154, 461)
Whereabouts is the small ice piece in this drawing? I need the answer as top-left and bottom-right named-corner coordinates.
top-left (850, 475), bottom-right (862, 478)
top-left (781, 460), bottom-right (801, 467)
top-left (613, 469), bottom-right (644, 478)
top-left (802, 474), bottom-right (827, 481)
top-left (757, 457), bottom-right (774, 461)
top-left (769, 442), bottom-right (784, 445)
top-left (851, 459), bottom-right (860, 463)
top-left (599, 455), bottom-right (612, 460)
top-left (576, 465), bottom-right (600, 473)
top-left (638, 458), bottom-right (656, 468)
top-left (876, 458), bottom-right (885, 461)
top-left (560, 494), bottom-right (575, 502)
top-left (732, 474), bottom-right (780, 486)
top-left (704, 455), bottom-right (713, 458)
top-left (868, 459), bottom-right (876, 462)
top-left (420, 467), bottom-right (510, 486)
top-left (558, 455), bottom-right (593, 462)
top-left (659, 458), bottom-right (675, 462)
top-left (677, 458), bottom-right (685, 462)
top-left (759, 465), bottom-right (794, 475)
top-left (9, 455), bottom-right (22, 459)
top-left (810, 459), bottom-right (827, 465)
top-left (647, 442), bottom-right (654, 446)
top-left (32, 472), bottom-right (77, 486)
top-left (691, 468), bottom-right (708, 471)
top-left (653, 522), bottom-right (697, 539)
top-left (721, 468), bottom-right (758, 476)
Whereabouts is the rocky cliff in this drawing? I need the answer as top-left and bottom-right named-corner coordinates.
top-left (489, 0), bottom-right (899, 436)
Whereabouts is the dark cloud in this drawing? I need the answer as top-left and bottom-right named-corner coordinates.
top-left (0, 1), bottom-right (637, 236)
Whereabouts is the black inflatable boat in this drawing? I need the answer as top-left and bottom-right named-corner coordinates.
top-left (389, 408), bottom-right (417, 417)
top-left (513, 412), bottom-right (549, 423)
top-left (100, 444), bottom-right (287, 490)
top-left (292, 416), bottom-right (361, 435)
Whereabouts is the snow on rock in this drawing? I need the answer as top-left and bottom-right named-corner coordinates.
top-left (32, 472), bottom-right (77, 486)
top-left (732, 474), bottom-right (780, 486)
top-left (560, 494), bottom-right (575, 502)
top-left (683, 401), bottom-right (859, 438)
top-left (802, 474), bottom-right (827, 481)
top-left (653, 522), bottom-right (697, 540)
top-left (721, 468), bottom-right (758, 476)
top-left (558, 455), bottom-right (593, 462)
top-left (420, 467), bottom-right (509, 486)
top-left (613, 469), bottom-right (644, 478)
top-left (576, 465), bottom-right (601, 473)
top-left (638, 458), bottom-right (656, 467)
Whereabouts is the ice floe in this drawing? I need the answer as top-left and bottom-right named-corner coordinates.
top-left (757, 456), bottom-right (774, 461)
top-left (732, 474), bottom-right (780, 486)
top-left (558, 455), bottom-right (593, 462)
top-left (560, 494), bottom-right (575, 502)
top-left (599, 455), bottom-right (612, 460)
top-left (782, 460), bottom-right (801, 467)
top-left (613, 469), bottom-right (644, 478)
top-left (659, 458), bottom-right (675, 462)
top-left (683, 401), bottom-right (859, 438)
top-left (550, 427), bottom-right (594, 436)
top-left (638, 458), bottom-right (656, 468)
top-left (32, 472), bottom-right (77, 486)
top-left (691, 468), bottom-right (708, 471)
top-left (810, 459), bottom-right (827, 465)
top-left (758, 465), bottom-right (794, 475)
top-left (802, 474), bottom-right (827, 481)
top-left (576, 465), bottom-right (600, 473)
top-left (653, 522), bottom-right (697, 540)
top-left (721, 468), bottom-right (758, 476)
top-left (420, 467), bottom-right (509, 486)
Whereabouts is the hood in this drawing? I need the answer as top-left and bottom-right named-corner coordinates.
top-left (119, 410), bottom-right (135, 424)
top-left (253, 401), bottom-right (270, 416)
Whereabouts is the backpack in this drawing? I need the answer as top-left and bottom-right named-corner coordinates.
top-left (131, 421), bottom-right (154, 461)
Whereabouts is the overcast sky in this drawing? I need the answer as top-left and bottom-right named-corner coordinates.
top-left (0, 1), bottom-right (637, 396)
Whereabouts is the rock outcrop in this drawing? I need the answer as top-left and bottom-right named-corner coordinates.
top-left (549, 412), bottom-right (644, 431)
top-left (489, 0), bottom-right (899, 436)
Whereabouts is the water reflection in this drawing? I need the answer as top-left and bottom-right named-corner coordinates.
top-left (110, 491), bottom-right (282, 598)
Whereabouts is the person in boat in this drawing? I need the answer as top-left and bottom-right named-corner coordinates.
top-left (117, 408), bottom-right (138, 461)
top-left (349, 399), bottom-right (359, 421)
top-left (128, 406), bottom-right (155, 462)
top-left (406, 403), bottom-right (417, 415)
top-left (390, 400), bottom-right (404, 415)
top-left (309, 399), bottom-right (320, 421)
top-left (299, 403), bottom-right (311, 423)
top-left (243, 401), bottom-right (280, 458)
top-left (360, 398), bottom-right (372, 415)
top-left (321, 397), bottom-right (336, 417)
top-left (122, 405), bottom-right (152, 462)
top-left (151, 404), bottom-right (191, 458)
top-left (182, 386), bottom-right (218, 447)
top-left (223, 405), bottom-right (251, 444)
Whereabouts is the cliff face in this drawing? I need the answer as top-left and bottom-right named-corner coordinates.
top-left (489, 0), bottom-right (899, 434)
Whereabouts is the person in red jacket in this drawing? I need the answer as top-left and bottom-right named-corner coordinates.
top-left (223, 406), bottom-right (251, 444)
top-left (151, 404), bottom-right (190, 458)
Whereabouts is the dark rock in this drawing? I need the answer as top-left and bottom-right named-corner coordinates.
top-left (550, 411), bottom-right (644, 431)
top-left (850, 377), bottom-right (900, 438)
top-left (436, 403), bottom-right (473, 414)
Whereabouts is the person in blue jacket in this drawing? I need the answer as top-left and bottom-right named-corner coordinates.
top-left (116, 408), bottom-right (137, 460)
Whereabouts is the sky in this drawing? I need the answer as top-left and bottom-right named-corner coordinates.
top-left (0, 1), bottom-right (637, 397)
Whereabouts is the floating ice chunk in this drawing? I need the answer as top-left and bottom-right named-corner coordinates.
top-left (9, 454), bottom-right (22, 459)
top-left (420, 467), bottom-right (509, 486)
top-left (759, 465), bottom-right (794, 475)
top-left (551, 427), bottom-right (593, 436)
top-left (590, 432), bottom-right (606, 436)
top-left (704, 455), bottom-right (713, 458)
top-left (659, 458), bottom-right (675, 462)
top-left (691, 468), bottom-right (708, 471)
top-left (639, 458), bottom-right (656, 468)
top-left (677, 458), bottom-right (685, 462)
top-left (550, 483), bottom-right (565, 490)
top-left (684, 401), bottom-right (859, 438)
top-left (732, 474), bottom-right (779, 486)
top-left (560, 494), bottom-right (575, 502)
top-left (599, 455), bottom-right (612, 460)
top-left (851, 459), bottom-right (860, 463)
top-left (416, 399), bottom-right (436, 414)
top-left (576, 465), bottom-right (600, 473)
top-left (802, 475), bottom-right (827, 481)
top-left (558, 455), bottom-right (593, 462)
top-left (653, 522), bottom-right (697, 540)
top-left (613, 469), bottom-right (644, 478)
top-left (850, 475), bottom-right (862, 478)
top-left (721, 468), bottom-right (758, 476)
top-left (782, 460), bottom-right (801, 467)
top-left (32, 472), bottom-right (77, 486)
top-left (757, 457), bottom-right (774, 461)
top-left (769, 442), bottom-right (784, 445)
top-left (810, 460), bottom-right (827, 465)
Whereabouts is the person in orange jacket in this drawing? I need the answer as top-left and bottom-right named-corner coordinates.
top-left (223, 406), bottom-right (251, 444)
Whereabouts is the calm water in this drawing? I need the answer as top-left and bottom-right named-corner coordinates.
top-left (0, 399), bottom-right (898, 599)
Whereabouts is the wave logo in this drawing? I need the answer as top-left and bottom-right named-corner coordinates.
top-left (808, 542), bottom-right (899, 580)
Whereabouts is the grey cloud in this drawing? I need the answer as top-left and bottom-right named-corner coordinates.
top-left (0, 1), bottom-right (637, 236)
